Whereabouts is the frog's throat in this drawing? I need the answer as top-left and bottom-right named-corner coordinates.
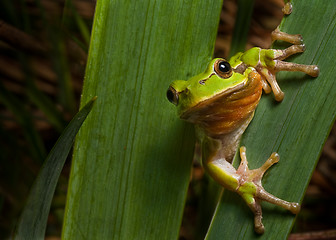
top-left (199, 113), bottom-right (253, 164)
top-left (181, 71), bottom-right (262, 138)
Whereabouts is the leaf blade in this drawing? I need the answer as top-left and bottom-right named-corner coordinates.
top-left (62, 1), bottom-right (224, 239)
top-left (206, 1), bottom-right (336, 239)
top-left (14, 97), bottom-right (96, 240)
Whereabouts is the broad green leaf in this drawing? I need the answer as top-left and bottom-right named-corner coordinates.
top-left (14, 97), bottom-right (96, 240)
top-left (206, 1), bottom-right (336, 239)
top-left (62, 1), bottom-right (223, 239)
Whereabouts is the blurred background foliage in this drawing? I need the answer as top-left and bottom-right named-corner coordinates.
top-left (0, 0), bottom-right (334, 239)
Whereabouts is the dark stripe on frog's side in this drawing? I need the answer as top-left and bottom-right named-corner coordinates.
top-left (233, 63), bottom-right (248, 75)
top-left (199, 73), bottom-right (216, 85)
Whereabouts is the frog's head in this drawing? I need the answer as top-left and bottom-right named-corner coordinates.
top-left (167, 58), bottom-right (250, 119)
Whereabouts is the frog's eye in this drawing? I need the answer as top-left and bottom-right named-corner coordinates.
top-left (214, 59), bottom-right (232, 79)
top-left (167, 86), bottom-right (179, 105)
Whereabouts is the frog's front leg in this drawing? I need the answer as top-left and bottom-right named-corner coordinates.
top-left (257, 29), bottom-right (319, 101)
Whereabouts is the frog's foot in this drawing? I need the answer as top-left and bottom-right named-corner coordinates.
top-left (272, 44), bottom-right (319, 77)
top-left (258, 31), bottom-right (319, 101)
top-left (282, 2), bottom-right (292, 15)
top-left (236, 146), bottom-right (300, 234)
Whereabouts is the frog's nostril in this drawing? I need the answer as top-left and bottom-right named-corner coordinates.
top-left (167, 86), bottom-right (179, 105)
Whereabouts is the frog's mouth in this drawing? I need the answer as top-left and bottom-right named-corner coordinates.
top-left (182, 64), bottom-right (261, 117)
top-left (179, 70), bottom-right (262, 133)
top-left (179, 80), bottom-right (247, 121)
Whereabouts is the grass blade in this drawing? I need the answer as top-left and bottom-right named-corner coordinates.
top-left (228, 0), bottom-right (255, 56)
top-left (13, 97), bottom-right (96, 240)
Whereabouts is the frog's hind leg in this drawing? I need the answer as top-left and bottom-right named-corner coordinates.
top-left (243, 148), bottom-right (300, 213)
top-left (237, 147), bottom-right (265, 234)
top-left (236, 147), bottom-right (300, 234)
top-left (244, 184), bottom-right (300, 234)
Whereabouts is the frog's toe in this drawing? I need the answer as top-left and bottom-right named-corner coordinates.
top-left (274, 61), bottom-right (320, 78)
top-left (274, 44), bottom-right (305, 60)
top-left (254, 220), bottom-right (265, 234)
top-left (309, 65), bottom-right (320, 77)
top-left (282, 2), bottom-right (292, 15)
top-left (289, 202), bottom-right (301, 214)
top-left (258, 152), bottom-right (279, 174)
top-left (243, 151), bottom-right (280, 183)
top-left (243, 196), bottom-right (265, 234)
top-left (299, 43), bottom-right (306, 52)
top-left (271, 27), bottom-right (303, 45)
top-left (257, 188), bottom-right (301, 213)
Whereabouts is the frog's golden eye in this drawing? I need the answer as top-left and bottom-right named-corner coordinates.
top-left (214, 59), bottom-right (232, 79)
top-left (167, 86), bottom-right (179, 105)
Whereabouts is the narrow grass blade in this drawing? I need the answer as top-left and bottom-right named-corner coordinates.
top-left (62, 0), bottom-right (91, 47)
top-left (13, 97), bottom-right (96, 240)
top-left (206, 1), bottom-right (336, 239)
top-left (228, 0), bottom-right (255, 56)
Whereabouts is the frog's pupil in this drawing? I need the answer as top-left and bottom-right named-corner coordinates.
top-left (218, 61), bottom-right (231, 73)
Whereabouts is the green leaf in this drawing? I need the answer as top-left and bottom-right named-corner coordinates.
top-left (62, 1), bottom-right (223, 239)
top-left (13, 97), bottom-right (96, 240)
top-left (206, 1), bottom-right (336, 239)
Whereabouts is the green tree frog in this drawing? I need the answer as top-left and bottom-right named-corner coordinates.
top-left (166, 28), bottom-right (319, 233)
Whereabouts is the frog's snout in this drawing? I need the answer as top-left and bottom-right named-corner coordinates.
top-left (167, 86), bottom-right (179, 105)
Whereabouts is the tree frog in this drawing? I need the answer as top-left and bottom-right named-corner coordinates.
top-left (166, 27), bottom-right (319, 233)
